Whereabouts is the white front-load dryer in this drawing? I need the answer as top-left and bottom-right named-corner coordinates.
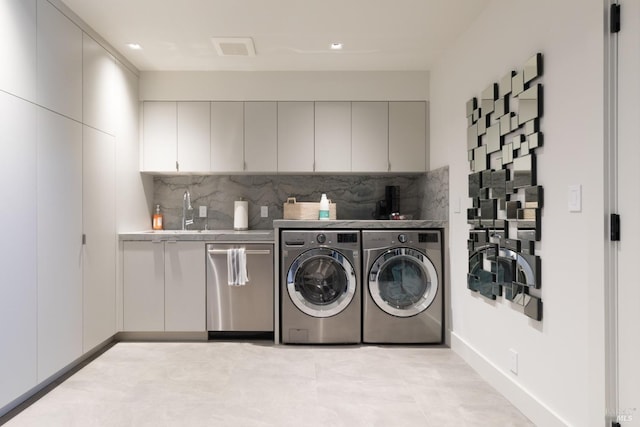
top-left (362, 229), bottom-right (443, 344)
top-left (280, 230), bottom-right (361, 344)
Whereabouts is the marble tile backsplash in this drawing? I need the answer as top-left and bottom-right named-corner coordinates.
top-left (153, 167), bottom-right (449, 230)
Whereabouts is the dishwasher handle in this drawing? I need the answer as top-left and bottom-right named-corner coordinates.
top-left (207, 248), bottom-right (271, 256)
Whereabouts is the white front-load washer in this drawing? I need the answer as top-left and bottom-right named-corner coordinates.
top-left (362, 229), bottom-right (443, 344)
top-left (280, 230), bottom-right (361, 344)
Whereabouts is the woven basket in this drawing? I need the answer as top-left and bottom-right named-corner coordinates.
top-left (283, 197), bottom-right (337, 220)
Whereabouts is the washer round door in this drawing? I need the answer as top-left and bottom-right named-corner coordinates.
top-left (286, 248), bottom-right (356, 318)
top-left (368, 247), bottom-right (438, 318)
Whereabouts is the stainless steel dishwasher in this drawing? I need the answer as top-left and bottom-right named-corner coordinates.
top-left (206, 243), bottom-right (274, 339)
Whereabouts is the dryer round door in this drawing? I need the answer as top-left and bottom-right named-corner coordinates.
top-left (286, 248), bottom-right (357, 318)
top-left (368, 247), bottom-right (438, 318)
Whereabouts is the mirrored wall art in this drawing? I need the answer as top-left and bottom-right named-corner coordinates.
top-left (466, 52), bottom-right (544, 321)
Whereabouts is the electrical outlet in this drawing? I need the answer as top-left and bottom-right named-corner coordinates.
top-left (509, 349), bottom-right (518, 375)
top-left (261, 206), bottom-right (268, 218)
top-left (199, 206), bottom-right (207, 218)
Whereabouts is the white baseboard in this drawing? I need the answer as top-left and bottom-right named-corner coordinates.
top-left (451, 332), bottom-right (570, 427)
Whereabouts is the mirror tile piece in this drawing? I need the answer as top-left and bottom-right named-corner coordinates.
top-left (468, 150), bottom-right (474, 161)
top-left (524, 53), bottom-right (543, 83)
top-left (480, 199), bottom-right (497, 220)
top-left (480, 219), bottom-right (495, 227)
top-left (473, 145), bottom-right (487, 172)
top-left (468, 172), bottom-right (482, 197)
top-left (478, 115), bottom-right (488, 136)
top-left (467, 123), bottom-right (479, 151)
top-left (511, 114), bottom-right (520, 131)
top-left (517, 208), bottom-right (538, 220)
top-left (524, 294), bottom-right (542, 320)
top-left (473, 109), bottom-right (481, 121)
top-left (529, 132), bottom-right (543, 149)
top-left (504, 238), bottom-right (521, 252)
top-left (512, 72), bottom-right (525, 96)
top-left (481, 83), bottom-right (498, 115)
top-left (500, 113), bottom-right (513, 136)
top-left (500, 71), bottom-right (516, 97)
top-left (467, 208), bottom-right (478, 220)
top-left (486, 123), bottom-right (502, 154)
top-left (511, 134), bottom-right (524, 151)
top-left (494, 97), bottom-right (508, 118)
top-left (502, 143), bottom-right (513, 165)
top-left (468, 116), bottom-right (474, 127)
top-left (506, 200), bottom-right (521, 219)
top-left (520, 252), bottom-right (541, 288)
top-left (524, 119), bottom-right (539, 135)
top-left (520, 140), bottom-right (530, 156)
top-left (524, 186), bottom-right (543, 208)
top-left (513, 154), bottom-right (536, 188)
top-left (466, 97), bottom-right (477, 117)
top-left (518, 84), bottom-right (543, 125)
top-left (506, 180), bottom-right (515, 194)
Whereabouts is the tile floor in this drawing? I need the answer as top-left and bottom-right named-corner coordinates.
top-left (3, 342), bottom-right (534, 427)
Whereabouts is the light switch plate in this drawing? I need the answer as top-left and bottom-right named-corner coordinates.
top-left (261, 206), bottom-right (268, 217)
top-left (199, 206), bottom-right (207, 218)
top-left (568, 185), bottom-right (581, 212)
top-left (453, 197), bottom-right (461, 214)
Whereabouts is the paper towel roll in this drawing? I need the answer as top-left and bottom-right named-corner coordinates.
top-left (234, 200), bottom-right (248, 230)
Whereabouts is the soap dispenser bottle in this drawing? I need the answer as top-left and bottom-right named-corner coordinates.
top-left (319, 194), bottom-right (330, 220)
top-left (152, 204), bottom-right (164, 230)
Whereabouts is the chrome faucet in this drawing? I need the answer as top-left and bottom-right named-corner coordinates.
top-left (182, 190), bottom-right (194, 230)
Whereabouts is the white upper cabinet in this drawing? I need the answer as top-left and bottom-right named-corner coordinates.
top-left (82, 34), bottom-right (115, 135)
top-left (1, 0), bottom-right (36, 102)
top-left (0, 93), bottom-right (37, 408)
top-left (37, 107), bottom-right (83, 381)
top-left (82, 126), bottom-right (116, 353)
top-left (389, 101), bottom-right (426, 172)
top-left (278, 102), bottom-right (315, 172)
top-left (211, 101), bottom-right (244, 172)
top-left (315, 102), bottom-right (351, 172)
top-left (351, 102), bottom-right (389, 172)
top-left (143, 102), bottom-right (177, 172)
top-left (36, 0), bottom-right (82, 121)
top-left (244, 102), bottom-right (277, 172)
top-left (178, 102), bottom-right (210, 172)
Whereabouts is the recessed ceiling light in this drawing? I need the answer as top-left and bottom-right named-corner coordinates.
top-left (127, 43), bottom-right (142, 50)
top-left (330, 42), bottom-right (343, 50)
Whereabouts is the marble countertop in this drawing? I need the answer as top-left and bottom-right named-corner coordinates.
top-left (119, 229), bottom-right (275, 242)
top-left (273, 219), bottom-right (447, 229)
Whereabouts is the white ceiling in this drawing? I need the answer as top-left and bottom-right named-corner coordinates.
top-left (61, 0), bottom-right (490, 72)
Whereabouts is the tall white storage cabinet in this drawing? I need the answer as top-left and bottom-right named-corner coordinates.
top-left (177, 102), bottom-right (210, 172)
top-left (277, 102), bottom-right (315, 172)
top-left (142, 102), bottom-right (177, 172)
top-left (314, 102), bottom-right (351, 172)
top-left (352, 102), bottom-right (389, 172)
top-left (82, 34), bottom-right (115, 135)
top-left (0, 93), bottom-right (38, 408)
top-left (82, 126), bottom-right (116, 352)
top-left (0, 0), bottom-right (36, 102)
top-left (211, 101), bottom-right (244, 172)
top-left (388, 101), bottom-right (426, 172)
top-left (36, 0), bottom-right (82, 122)
top-left (37, 108), bottom-right (83, 382)
top-left (244, 102), bottom-right (277, 172)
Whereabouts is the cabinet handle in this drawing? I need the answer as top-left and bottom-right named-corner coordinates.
top-left (388, 161), bottom-right (391, 172)
top-left (82, 234), bottom-right (86, 245)
top-left (176, 161), bottom-right (179, 172)
top-left (207, 249), bottom-right (271, 256)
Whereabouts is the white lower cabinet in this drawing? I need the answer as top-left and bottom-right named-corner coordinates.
top-left (123, 241), bottom-right (205, 332)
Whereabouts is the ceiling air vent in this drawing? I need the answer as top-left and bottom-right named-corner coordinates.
top-left (211, 37), bottom-right (256, 56)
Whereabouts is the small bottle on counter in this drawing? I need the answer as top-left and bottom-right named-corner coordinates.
top-left (152, 204), bottom-right (164, 230)
top-left (319, 194), bottom-right (330, 220)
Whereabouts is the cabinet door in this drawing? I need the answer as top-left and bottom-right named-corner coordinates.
top-left (315, 102), bottom-right (351, 172)
top-left (142, 102), bottom-right (177, 172)
top-left (352, 102), bottom-right (389, 172)
top-left (123, 241), bottom-right (165, 331)
top-left (178, 101), bottom-right (210, 172)
top-left (244, 101), bottom-right (277, 172)
top-left (36, 0), bottom-right (82, 121)
top-left (165, 241), bottom-right (206, 331)
top-left (83, 126), bottom-right (116, 352)
top-left (0, 0), bottom-right (36, 101)
top-left (83, 33), bottom-right (115, 135)
top-left (278, 102), bottom-right (314, 172)
top-left (211, 101), bottom-right (244, 172)
top-left (0, 93), bottom-right (37, 408)
top-left (37, 108), bottom-right (83, 381)
top-left (389, 101), bottom-right (426, 172)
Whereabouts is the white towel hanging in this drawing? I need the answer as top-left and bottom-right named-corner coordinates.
top-left (227, 248), bottom-right (249, 286)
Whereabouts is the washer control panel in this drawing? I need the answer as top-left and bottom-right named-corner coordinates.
top-left (398, 234), bottom-right (408, 243)
top-left (316, 233), bottom-right (326, 244)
